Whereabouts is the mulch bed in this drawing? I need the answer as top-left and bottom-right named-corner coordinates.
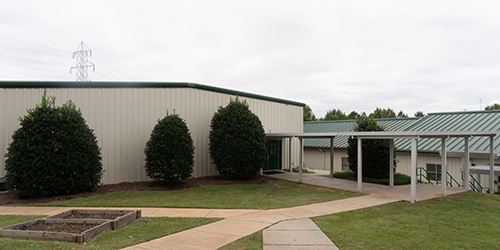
top-left (0, 175), bottom-right (276, 206)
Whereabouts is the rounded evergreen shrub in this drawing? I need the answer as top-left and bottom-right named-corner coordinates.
top-left (4, 92), bottom-right (103, 199)
top-left (346, 114), bottom-right (396, 179)
top-left (144, 112), bottom-right (194, 184)
top-left (209, 97), bottom-right (267, 179)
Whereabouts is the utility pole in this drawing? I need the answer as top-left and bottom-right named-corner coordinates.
top-left (70, 41), bottom-right (95, 81)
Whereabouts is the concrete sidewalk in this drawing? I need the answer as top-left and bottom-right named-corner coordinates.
top-left (1, 172), bottom-right (468, 249)
top-left (263, 218), bottom-right (339, 250)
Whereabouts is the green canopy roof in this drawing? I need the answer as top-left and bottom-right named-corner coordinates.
top-left (304, 110), bottom-right (500, 153)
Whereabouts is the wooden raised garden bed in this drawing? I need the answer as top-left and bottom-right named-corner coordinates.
top-left (0, 209), bottom-right (141, 243)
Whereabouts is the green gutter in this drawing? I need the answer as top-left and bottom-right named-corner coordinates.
top-left (0, 81), bottom-right (305, 107)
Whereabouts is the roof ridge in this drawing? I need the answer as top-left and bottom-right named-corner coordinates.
top-left (427, 110), bottom-right (500, 115)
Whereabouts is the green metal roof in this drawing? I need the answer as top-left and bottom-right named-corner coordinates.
top-left (400, 110), bottom-right (500, 152)
top-left (304, 111), bottom-right (500, 153)
top-left (0, 81), bottom-right (305, 107)
top-left (304, 117), bottom-right (420, 149)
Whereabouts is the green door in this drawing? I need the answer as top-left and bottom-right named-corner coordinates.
top-left (264, 141), bottom-right (281, 170)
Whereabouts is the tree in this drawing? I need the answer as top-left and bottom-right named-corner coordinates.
top-left (369, 107), bottom-right (397, 119)
top-left (397, 110), bottom-right (408, 118)
top-left (5, 91), bottom-right (103, 199)
top-left (348, 111), bottom-right (360, 120)
top-left (209, 97), bottom-right (267, 179)
top-left (322, 109), bottom-right (348, 120)
top-left (485, 103), bottom-right (500, 110)
top-left (346, 114), bottom-right (396, 179)
top-left (144, 112), bottom-right (195, 185)
top-left (414, 111), bottom-right (425, 117)
top-left (303, 105), bottom-right (317, 121)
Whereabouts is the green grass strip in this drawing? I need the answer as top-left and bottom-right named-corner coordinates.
top-left (24, 179), bottom-right (360, 209)
top-left (0, 215), bottom-right (219, 250)
top-left (313, 192), bottom-right (500, 249)
top-left (218, 231), bottom-right (262, 250)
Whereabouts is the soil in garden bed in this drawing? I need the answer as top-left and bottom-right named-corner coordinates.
top-left (0, 175), bottom-right (276, 205)
top-left (62, 211), bottom-right (123, 220)
top-left (22, 220), bottom-right (96, 234)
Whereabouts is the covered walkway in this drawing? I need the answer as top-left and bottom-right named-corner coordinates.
top-left (267, 130), bottom-right (498, 202)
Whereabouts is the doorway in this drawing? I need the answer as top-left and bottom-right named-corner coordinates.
top-left (264, 140), bottom-right (282, 171)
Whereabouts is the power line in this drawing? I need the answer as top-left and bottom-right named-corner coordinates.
top-left (0, 36), bottom-right (71, 53)
top-left (0, 67), bottom-right (42, 80)
top-left (0, 54), bottom-right (67, 68)
top-left (91, 57), bottom-right (136, 81)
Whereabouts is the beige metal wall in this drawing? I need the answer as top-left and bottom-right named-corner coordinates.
top-left (1, 87), bottom-right (303, 184)
top-left (303, 148), bottom-right (348, 171)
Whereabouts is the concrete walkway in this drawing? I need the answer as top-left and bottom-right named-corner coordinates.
top-left (0, 171), bottom-right (469, 250)
top-left (263, 218), bottom-right (339, 250)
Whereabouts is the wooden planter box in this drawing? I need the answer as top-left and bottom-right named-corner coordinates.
top-left (0, 209), bottom-right (141, 243)
top-left (46, 209), bottom-right (141, 230)
top-left (0, 218), bottom-right (112, 243)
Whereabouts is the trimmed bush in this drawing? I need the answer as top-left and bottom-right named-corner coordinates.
top-left (144, 112), bottom-right (194, 184)
top-left (346, 114), bottom-right (397, 179)
top-left (209, 97), bottom-right (266, 179)
top-left (4, 92), bottom-right (103, 199)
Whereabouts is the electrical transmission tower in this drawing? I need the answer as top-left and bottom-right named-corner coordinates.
top-left (70, 41), bottom-right (95, 81)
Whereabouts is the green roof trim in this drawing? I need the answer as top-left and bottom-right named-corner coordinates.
top-left (0, 81), bottom-right (306, 107)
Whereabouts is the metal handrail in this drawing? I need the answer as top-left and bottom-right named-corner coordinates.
top-left (461, 172), bottom-right (487, 193)
top-left (416, 167), bottom-right (440, 185)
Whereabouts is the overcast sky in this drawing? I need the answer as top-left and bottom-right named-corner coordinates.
top-left (1, 0), bottom-right (499, 118)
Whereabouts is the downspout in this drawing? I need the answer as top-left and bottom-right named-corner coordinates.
top-left (319, 148), bottom-right (325, 170)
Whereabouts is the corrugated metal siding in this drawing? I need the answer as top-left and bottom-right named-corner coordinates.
top-left (304, 148), bottom-right (348, 172)
top-left (0, 88), bottom-right (302, 184)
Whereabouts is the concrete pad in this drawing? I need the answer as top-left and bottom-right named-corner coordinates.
top-left (267, 218), bottom-right (319, 230)
top-left (204, 209), bottom-right (257, 218)
top-left (231, 210), bottom-right (292, 224)
top-left (135, 229), bottom-right (242, 250)
top-left (192, 218), bottom-right (270, 236)
top-left (265, 246), bottom-right (338, 250)
top-left (263, 218), bottom-right (338, 250)
top-left (0, 206), bottom-right (57, 215)
top-left (270, 207), bottom-right (319, 219)
top-left (264, 230), bottom-right (333, 245)
top-left (148, 208), bottom-right (212, 218)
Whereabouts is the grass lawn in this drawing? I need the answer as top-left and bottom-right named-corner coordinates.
top-left (218, 231), bottom-right (263, 250)
top-left (313, 192), bottom-right (500, 249)
top-left (217, 192), bottom-right (500, 249)
top-left (23, 179), bottom-right (361, 209)
top-left (0, 215), bottom-right (219, 250)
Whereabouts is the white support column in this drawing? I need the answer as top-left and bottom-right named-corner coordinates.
top-left (330, 137), bottom-right (334, 178)
top-left (490, 136), bottom-right (494, 194)
top-left (441, 137), bottom-right (447, 196)
top-left (289, 137), bottom-right (293, 173)
top-left (299, 137), bottom-right (303, 183)
top-left (357, 138), bottom-right (362, 193)
top-left (389, 139), bottom-right (394, 187)
top-left (464, 136), bottom-right (470, 190)
top-left (411, 138), bottom-right (418, 203)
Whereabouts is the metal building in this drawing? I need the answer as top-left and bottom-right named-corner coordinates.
top-left (0, 81), bottom-right (304, 184)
